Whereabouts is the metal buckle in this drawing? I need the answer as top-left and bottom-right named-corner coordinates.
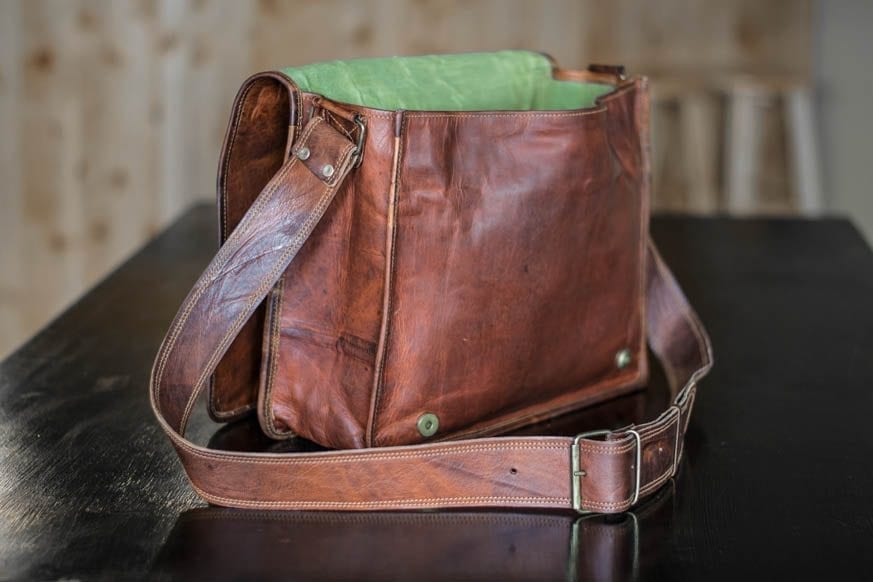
top-left (350, 114), bottom-right (367, 168)
top-left (571, 430), bottom-right (611, 514)
top-left (571, 428), bottom-right (642, 513)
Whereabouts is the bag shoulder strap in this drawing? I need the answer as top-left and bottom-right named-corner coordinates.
top-left (150, 115), bottom-right (713, 514)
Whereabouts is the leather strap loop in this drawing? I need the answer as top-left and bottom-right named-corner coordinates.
top-left (150, 115), bottom-right (712, 513)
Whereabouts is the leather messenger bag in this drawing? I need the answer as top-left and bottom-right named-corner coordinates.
top-left (150, 51), bottom-right (713, 514)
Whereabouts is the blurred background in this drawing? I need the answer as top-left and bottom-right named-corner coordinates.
top-left (0, 0), bottom-right (870, 357)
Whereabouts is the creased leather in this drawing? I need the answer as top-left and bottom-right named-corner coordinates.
top-left (155, 62), bottom-right (714, 513)
top-left (210, 73), bottom-right (297, 421)
top-left (373, 83), bottom-right (648, 447)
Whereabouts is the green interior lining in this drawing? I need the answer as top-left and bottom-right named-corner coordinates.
top-left (282, 50), bottom-right (613, 112)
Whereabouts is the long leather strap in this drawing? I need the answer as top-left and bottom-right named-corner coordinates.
top-left (150, 115), bottom-right (713, 513)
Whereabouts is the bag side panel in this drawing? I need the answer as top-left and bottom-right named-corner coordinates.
top-left (259, 98), bottom-right (394, 448)
top-left (209, 74), bottom-right (295, 421)
top-left (373, 80), bottom-right (650, 446)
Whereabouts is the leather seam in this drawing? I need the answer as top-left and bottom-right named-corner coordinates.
top-left (262, 280), bottom-right (294, 439)
top-left (170, 432), bottom-right (567, 464)
top-left (220, 80), bottom-right (258, 242)
top-left (191, 482), bottom-right (568, 508)
top-left (367, 114), bottom-right (404, 446)
top-left (426, 372), bottom-right (642, 443)
top-left (403, 110), bottom-right (604, 119)
top-left (211, 79), bottom-right (258, 417)
top-left (637, 78), bottom-right (651, 384)
top-left (261, 86), bottom-right (302, 440)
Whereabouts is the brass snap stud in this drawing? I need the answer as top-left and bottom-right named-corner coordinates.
top-left (615, 348), bottom-right (632, 370)
top-left (417, 413), bottom-right (439, 438)
top-left (296, 146), bottom-right (310, 161)
top-left (321, 164), bottom-right (335, 178)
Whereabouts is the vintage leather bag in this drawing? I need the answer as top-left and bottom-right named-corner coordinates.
top-left (150, 51), bottom-right (712, 513)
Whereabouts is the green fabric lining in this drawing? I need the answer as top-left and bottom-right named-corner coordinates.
top-left (282, 50), bottom-right (612, 112)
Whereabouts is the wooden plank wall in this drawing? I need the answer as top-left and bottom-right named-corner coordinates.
top-left (0, 0), bottom-right (810, 357)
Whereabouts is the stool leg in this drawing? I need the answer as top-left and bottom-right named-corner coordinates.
top-left (725, 88), bottom-right (765, 215)
top-left (785, 87), bottom-right (824, 215)
top-left (650, 100), bottom-right (672, 209)
top-left (680, 92), bottom-right (719, 213)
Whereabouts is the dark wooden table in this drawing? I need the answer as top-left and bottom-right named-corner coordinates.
top-left (2, 204), bottom-right (872, 581)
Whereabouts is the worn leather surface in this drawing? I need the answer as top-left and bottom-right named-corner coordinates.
top-left (373, 82), bottom-right (649, 447)
top-left (157, 59), bottom-right (713, 512)
top-left (216, 68), bottom-right (653, 450)
top-left (150, 108), bottom-right (712, 512)
top-left (258, 97), bottom-right (392, 447)
top-left (210, 73), bottom-right (296, 421)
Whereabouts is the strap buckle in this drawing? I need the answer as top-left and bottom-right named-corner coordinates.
top-left (350, 114), bottom-right (367, 168)
top-left (571, 428), bottom-right (642, 514)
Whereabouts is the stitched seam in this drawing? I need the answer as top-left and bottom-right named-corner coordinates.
top-left (636, 78), bottom-right (650, 390)
top-left (296, 92), bottom-right (613, 120)
top-left (220, 81), bottom-right (258, 242)
top-left (403, 109), bottom-right (604, 119)
top-left (263, 86), bottom-right (299, 439)
top-left (191, 482), bottom-right (568, 508)
top-left (637, 417), bottom-right (676, 442)
top-left (177, 141), bottom-right (356, 430)
top-left (263, 280), bottom-right (294, 439)
top-left (170, 432), bottom-right (566, 464)
top-left (368, 115), bottom-right (404, 446)
top-left (211, 80), bottom-right (257, 416)
top-left (583, 499), bottom-right (634, 510)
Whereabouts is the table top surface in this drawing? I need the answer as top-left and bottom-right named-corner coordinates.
top-left (2, 204), bottom-right (872, 581)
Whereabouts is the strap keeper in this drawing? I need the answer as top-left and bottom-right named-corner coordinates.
top-left (669, 381), bottom-right (695, 477)
top-left (571, 429), bottom-right (611, 514)
top-left (571, 428), bottom-right (642, 513)
top-left (626, 429), bottom-right (642, 507)
top-left (668, 405), bottom-right (682, 477)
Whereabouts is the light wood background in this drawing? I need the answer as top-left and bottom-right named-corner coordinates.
top-left (0, 0), bottom-right (811, 357)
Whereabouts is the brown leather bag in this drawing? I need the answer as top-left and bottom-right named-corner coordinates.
top-left (151, 51), bottom-right (712, 513)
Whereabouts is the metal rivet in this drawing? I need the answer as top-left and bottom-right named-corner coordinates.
top-left (296, 146), bottom-right (310, 161)
top-left (321, 164), bottom-right (335, 178)
top-left (416, 413), bottom-right (439, 438)
top-left (615, 348), bottom-right (632, 369)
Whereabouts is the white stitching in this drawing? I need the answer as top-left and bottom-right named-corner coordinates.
top-left (191, 482), bottom-right (568, 509)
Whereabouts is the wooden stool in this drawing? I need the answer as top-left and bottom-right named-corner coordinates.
top-left (723, 76), bottom-right (823, 215)
top-left (650, 73), bottom-right (823, 216)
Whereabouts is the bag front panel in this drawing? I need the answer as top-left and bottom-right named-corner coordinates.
top-left (371, 82), bottom-right (650, 447)
top-left (258, 100), bottom-right (395, 448)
